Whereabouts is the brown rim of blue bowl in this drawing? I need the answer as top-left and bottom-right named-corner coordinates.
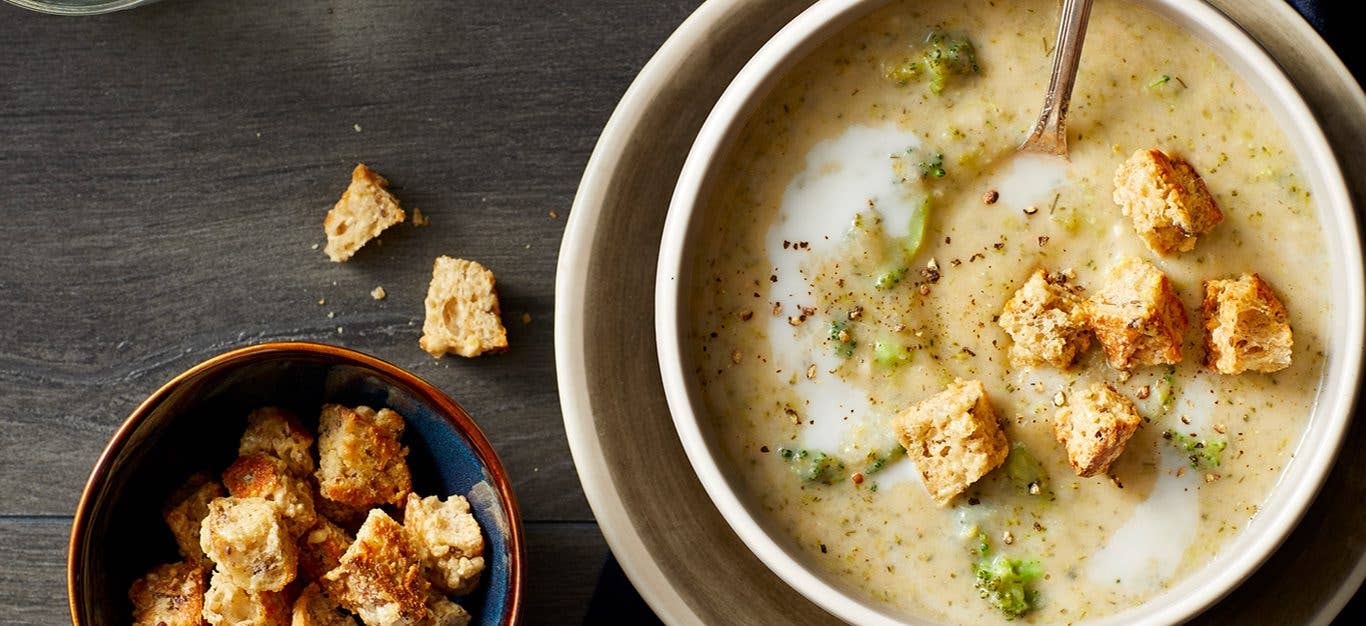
top-left (66, 341), bottom-right (527, 625)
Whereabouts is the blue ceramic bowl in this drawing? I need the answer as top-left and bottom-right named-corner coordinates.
top-left (68, 342), bottom-right (525, 625)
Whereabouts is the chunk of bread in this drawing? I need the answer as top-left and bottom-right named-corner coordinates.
top-left (129, 561), bottom-right (208, 626)
top-left (298, 518), bottom-right (355, 583)
top-left (893, 379), bottom-right (1010, 505)
top-left (163, 474), bottom-right (224, 566)
top-left (240, 407), bottom-right (316, 477)
top-left (1084, 256), bottom-right (1188, 370)
top-left (323, 164), bottom-right (405, 263)
top-left (1112, 149), bottom-right (1223, 255)
top-left (200, 496), bottom-right (298, 592)
top-left (291, 583), bottom-right (358, 626)
top-left (313, 481), bottom-right (370, 531)
top-left (316, 404), bottom-right (413, 509)
top-left (425, 595), bottom-right (471, 626)
top-left (997, 269), bottom-right (1091, 368)
top-left (224, 453), bottom-right (319, 537)
top-left (418, 257), bottom-right (509, 358)
top-left (1053, 382), bottom-right (1143, 477)
top-left (1203, 273), bottom-right (1293, 374)
top-left (323, 509), bottom-right (431, 626)
top-left (403, 493), bottom-right (486, 595)
top-left (202, 568), bottom-right (292, 626)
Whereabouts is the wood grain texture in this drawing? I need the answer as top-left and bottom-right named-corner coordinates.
top-left (0, 0), bottom-right (699, 619)
top-left (0, 0), bottom-right (698, 519)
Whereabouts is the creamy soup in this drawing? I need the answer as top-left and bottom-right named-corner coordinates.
top-left (686, 0), bottom-right (1328, 622)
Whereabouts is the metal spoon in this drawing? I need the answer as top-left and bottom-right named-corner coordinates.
top-left (1019, 0), bottom-right (1094, 158)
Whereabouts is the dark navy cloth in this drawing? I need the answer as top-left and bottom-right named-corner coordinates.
top-left (584, 2), bottom-right (1360, 623)
top-left (1287, 0), bottom-right (1363, 82)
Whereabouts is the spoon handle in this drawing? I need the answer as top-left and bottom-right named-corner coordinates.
top-left (1020, 0), bottom-right (1094, 158)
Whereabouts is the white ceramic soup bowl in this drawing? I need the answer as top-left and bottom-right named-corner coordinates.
top-left (655, 0), bottom-right (1363, 623)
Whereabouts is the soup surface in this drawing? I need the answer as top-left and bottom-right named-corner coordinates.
top-left (686, 0), bottom-right (1328, 622)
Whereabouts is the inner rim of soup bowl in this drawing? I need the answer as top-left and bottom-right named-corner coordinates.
top-left (654, 0), bottom-right (1362, 624)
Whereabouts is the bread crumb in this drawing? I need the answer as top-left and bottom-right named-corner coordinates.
top-left (202, 568), bottom-right (291, 626)
top-left (129, 561), bottom-right (208, 626)
top-left (403, 493), bottom-right (486, 595)
top-left (419, 257), bottom-right (509, 358)
top-left (371, 286), bottom-right (387, 300)
top-left (1054, 382), bottom-right (1143, 477)
top-left (521, 312), bottom-right (532, 325)
top-left (412, 208), bottom-right (429, 227)
top-left (549, 210), bottom-right (559, 219)
top-left (323, 164), bottom-right (405, 263)
top-left (997, 269), bottom-right (1090, 368)
top-left (323, 510), bottom-right (430, 626)
top-left (893, 379), bottom-right (1009, 505)
top-left (1202, 273), bottom-right (1292, 374)
top-left (162, 474), bottom-right (222, 565)
top-left (1084, 256), bottom-right (1187, 370)
top-left (316, 405), bottom-right (412, 508)
top-left (238, 407), bottom-right (315, 477)
top-left (1113, 149), bottom-right (1223, 255)
top-left (353, 124), bottom-right (362, 132)
top-left (291, 582), bottom-right (357, 626)
top-left (199, 497), bottom-right (297, 592)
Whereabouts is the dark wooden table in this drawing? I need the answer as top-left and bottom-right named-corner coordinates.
top-left (0, 1), bottom-right (698, 622)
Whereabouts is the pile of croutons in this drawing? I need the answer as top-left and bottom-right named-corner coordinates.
top-left (894, 148), bottom-right (1295, 505)
top-left (129, 405), bottom-right (485, 626)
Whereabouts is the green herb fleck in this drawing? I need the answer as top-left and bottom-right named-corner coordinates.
top-left (875, 267), bottom-right (907, 290)
top-left (829, 320), bottom-right (856, 357)
top-left (885, 30), bottom-right (980, 94)
top-left (777, 447), bottom-right (846, 485)
top-left (1165, 430), bottom-right (1227, 469)
top-left (1154, 367), bottom-right (1176, 414)
top-left (974, 554), bottom-right (1043, 619)
top-left (874, 339), bottom-right (915, 367)
top-left (918, 152), bottom-right (947, 178)
top-left (861, 445), bottom-right (906, 475)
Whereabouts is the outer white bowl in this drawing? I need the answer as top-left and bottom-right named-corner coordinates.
top-left (654, 0), bottom-right (1364, 624)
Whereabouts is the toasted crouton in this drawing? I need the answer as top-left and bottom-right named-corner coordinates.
top-left (323, 164), bottom-right (405, 263)
top-left (291, 583), bottom-right (358, 626)
top-left (403, 493), bottom-right (486, 595)
top-left (323, 509), bottom-right (431, 626)
top-left (997, 269), bottom-right (1091, 368)
top-left (1113, 149), bottom-right (1223, 255)
top-left (313, 481), bottom-right (370, 531)
top-left (1203, 273), bottom-right (1293, 374)
top-left (1053, 382), bottom-right (1143, 477)
top-left (224, 454), bottom-right (318, 537)
top-left (893, 379), bottom-right (1010, 505)
top-left (316, 404), bottom-right (412, 509)
top-left (163, 474), bottom-right (223, 566)
top-left (240, 407), bottom-right (316, 477)
top-left (1084, 257), bottom-right (1188, 370)
top-left (129, 561), bottom-right (208, 626)
top-left (202, 569), bottom-right (292, 626)
top-left (200, 497), bottom-right (298, 592)
top-left (418, 257), bottom-right (509, 358)
top-left (298, 518), bottom-right (354, 583)
top-left (425, 595), bottom-right (471, 626)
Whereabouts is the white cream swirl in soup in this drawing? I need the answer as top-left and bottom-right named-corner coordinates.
top-left (687, 0), bottom-right (1327, 622)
